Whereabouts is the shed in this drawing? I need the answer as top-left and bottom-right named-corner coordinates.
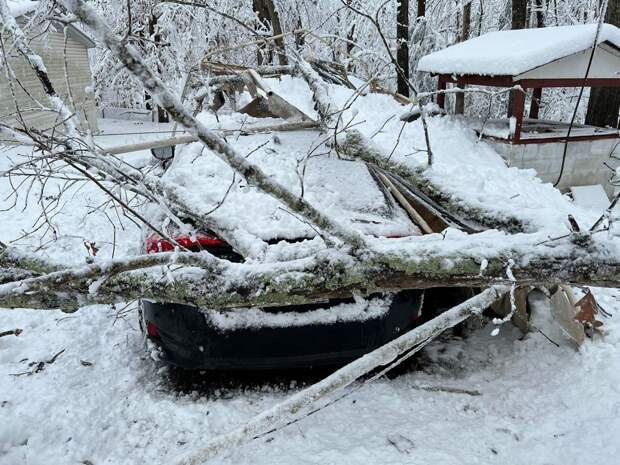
top-left (417, 24), bottom-right (620, 194)
top-left (0, 1), bottom-right (99, 138)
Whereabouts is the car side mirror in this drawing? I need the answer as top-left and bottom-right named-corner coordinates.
top-left (151, 145), bottom-right (175, 161)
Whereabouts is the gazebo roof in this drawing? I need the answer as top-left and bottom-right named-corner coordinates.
top-left (417, 23), bottom-right (620, 78)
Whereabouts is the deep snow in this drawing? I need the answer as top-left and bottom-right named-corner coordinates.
top-left (1, 290), bottom-right (620, 465)
top-left (1, 73), bottom-right (619, 464)
top-left (417, 23), bottom-right (620, 76)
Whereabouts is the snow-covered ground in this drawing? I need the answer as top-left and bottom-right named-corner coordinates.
top-left (1, 89), bottom-right (619, 464)
top-left (2, 291), bottom-right (620, 465)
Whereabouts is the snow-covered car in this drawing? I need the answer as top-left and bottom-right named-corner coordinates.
top-left (138, 129), bottom-right (428, 370)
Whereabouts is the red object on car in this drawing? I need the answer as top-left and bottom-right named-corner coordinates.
top-left (145, 232), bottom-right (225, 254)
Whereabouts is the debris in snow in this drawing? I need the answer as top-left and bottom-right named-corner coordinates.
top-left (10, 348), bottom-right (65, 377)
top-left (571, 185), bottom-right (610, 213)
top-left (83, 241), bottom-right (99, 257)
top-left (549, 286), bottom-right (587, 347)
top-left (0, 328), bottom-right (23, 338)
top-left (409, 384), bottom-right (482, 396)
top-left (386, 433), bottom-right (415, 454)
top-left (574, 289), bottom-right (604, 337)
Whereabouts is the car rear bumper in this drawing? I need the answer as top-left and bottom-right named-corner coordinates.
top-left (140, 292), bottom-right (423, 370)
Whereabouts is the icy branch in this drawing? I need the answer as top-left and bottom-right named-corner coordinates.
top-left (60, 0), bottom-right (366, 252)
top-left (2, 235), bottom-right (620, 311)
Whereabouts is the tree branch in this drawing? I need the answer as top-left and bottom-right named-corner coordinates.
top-left (176, 285), bottom-right (509, 464)
top-left (60, 0), bottom-right (367, 252)
top-left (2, 235), bottom-right (620, 311)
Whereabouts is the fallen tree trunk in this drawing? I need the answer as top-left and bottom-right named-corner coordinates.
top-left (2, 237), bottom-right (620, 311)
top-left (175, 285), bottom-right (509, 465)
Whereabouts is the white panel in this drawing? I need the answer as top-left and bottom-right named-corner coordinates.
top-left (0, 29), bottom-right (98, 136)
top-left (517, 45), bottom-right (620, 80)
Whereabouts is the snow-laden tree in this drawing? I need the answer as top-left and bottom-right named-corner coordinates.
top-left (1, 0), bottom-right (618, 461)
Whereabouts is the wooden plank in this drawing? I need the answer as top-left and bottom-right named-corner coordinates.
top-left (511, 88), bottom-right (526, 142)
top-left (101, 120), bottom-right (320, 155)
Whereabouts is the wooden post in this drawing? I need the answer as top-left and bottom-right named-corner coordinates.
top-left (511, 87), bottom-right (526, 142)
top-left (530, 88), bottom-right (542, 119)
top-left (437, 76), bottom-right (447, 109)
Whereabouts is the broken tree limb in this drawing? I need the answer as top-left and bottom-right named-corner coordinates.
top-left (175, 285), bottom-right (509, 465)
top-left (0, 328), bottom-right (22, 338)
top-left (339, 130), bottom-right (524, 232)
top-left (0, 243), bottom-right (61, 276)
top-left (376, 171), bottom-right (434, 234)
top-left (294, 55), bottom-right (336, 127)
top-left (62, 0), bottom-right (366, 252)
top-left (245, 69), bottom-right (273, 96)
top-left (104, 135), bottom-right (197, 155)
top-left (293, 54), bottom-right (515, 232)
top-left (0, 1), bottom-right (259, 260)
top-left (2, 235), bottom-right (620, 311)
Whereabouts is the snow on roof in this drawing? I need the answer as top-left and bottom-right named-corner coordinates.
top-left (417, 23), bottom-right (620, 77)
top-left (7, 0), bottom-right (38, 17)
top-left (6, 0), bottom-right (96, 48)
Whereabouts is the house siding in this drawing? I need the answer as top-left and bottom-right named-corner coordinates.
top-left (0, 25), bottom-right (98, 138)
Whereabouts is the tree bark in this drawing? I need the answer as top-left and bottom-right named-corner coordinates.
top-left (3, 236), bottom-right (620, 311)
top-left (535, 0), bottom-right (546, 28)
top-left (396, 0), bottom-right (410, 97)
top-left (417, 0), bottom-right (425, 17)
top-left (454, 1), bottom-right (471, 115)
top-left (253, 0), bottom-right (273, 65)
top-left (146, 13), bottom-right (169, 123)
top-left (263, 0), bottom-right (288, 66)
top-left (585, 0), bottom-right (620, 129)
top-left (253, 0), bottom-right (288, 66)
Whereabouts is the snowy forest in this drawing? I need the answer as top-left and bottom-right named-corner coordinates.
top-left (1, 0), bottom-right (620, 464)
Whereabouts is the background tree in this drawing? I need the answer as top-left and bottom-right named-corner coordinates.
top-left (454, 0), bottom-right (471, 114)
top-left (396, 0), bottom-right (410, 97)
top-left (586, 0), bottom-right (619, 128)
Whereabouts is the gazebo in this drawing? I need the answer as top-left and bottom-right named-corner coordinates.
top-left (417, 24), bottom-right (620, 194)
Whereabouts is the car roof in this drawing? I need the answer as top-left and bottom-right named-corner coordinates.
top-left (158, 129), bottom-right (419, 241)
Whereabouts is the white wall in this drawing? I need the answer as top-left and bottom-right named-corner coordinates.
top-left (490, 138), bottom-right (620, 196)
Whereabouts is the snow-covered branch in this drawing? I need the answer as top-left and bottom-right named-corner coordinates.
top-left (61, 0), bottom-right (367, 252)
top-left (2, 231), bottom-right (620, 311)
top-left (177, 284), bottom-right (510, 464)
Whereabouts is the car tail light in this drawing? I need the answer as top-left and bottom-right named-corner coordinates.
top-left (145, 232), bottom-right (225, 254)
top-left (146, 322), bottom-right (159, 337)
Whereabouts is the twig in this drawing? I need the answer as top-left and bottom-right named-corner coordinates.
top-left (11, 349), bottom-right (65, 376)
top-left (409, 385), bottom-right (482, 396)
top-left (0, 328), bottom-right (23, 338)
